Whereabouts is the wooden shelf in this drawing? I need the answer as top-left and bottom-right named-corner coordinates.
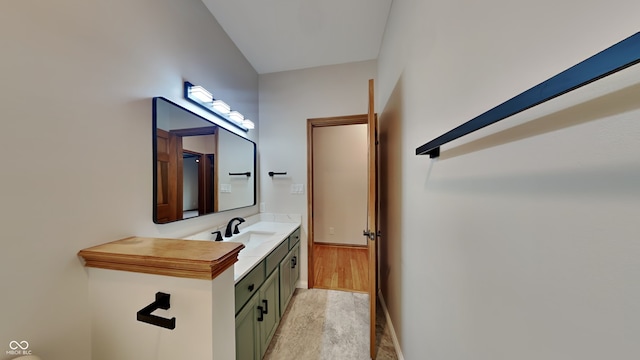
top-left (78, 237), bottom-right (245, 280)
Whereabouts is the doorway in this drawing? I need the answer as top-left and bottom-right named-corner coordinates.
top-left (182, 151), bottom-right (202, 219)
top-left (307, 114), bottom-right (369, 292)
top-left (181, 150), bottom-right (216, 218)
top-left (306, 79), bottom-right (378, 359)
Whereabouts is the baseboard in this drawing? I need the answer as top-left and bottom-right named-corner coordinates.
top-left (314, 242), bottom-right (368, 249)
top-left (297, 280), bottom-right (308, 289)
top-left (377, 291), bottom-right (405, 360)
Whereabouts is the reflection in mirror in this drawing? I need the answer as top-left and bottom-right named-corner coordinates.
top-left (153, 97), bottom-right (256, 224)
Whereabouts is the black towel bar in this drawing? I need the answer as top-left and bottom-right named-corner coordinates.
top-left (416, 32), bottom-right (640, 158)
top-left (268, 171), bottom-right (287, 177)
top-left (229, 172), bottom-right (251, 177)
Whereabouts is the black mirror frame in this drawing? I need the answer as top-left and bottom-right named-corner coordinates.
top-left (152, 97), bottom-right (257, 224)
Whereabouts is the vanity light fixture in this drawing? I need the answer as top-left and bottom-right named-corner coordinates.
top-left (242, 119), bottom-right (255, 129)
top-left (188, 85), bottom-right (213, 103)
top-left (183, 81), bottom-right (250, 132)
top-left (212, 100), bottom-right (231, 114)
top-left (228, 110), bottom-right (244, 124)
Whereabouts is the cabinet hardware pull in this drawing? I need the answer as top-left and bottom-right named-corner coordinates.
top-left (291, 256), bottom-right (297, 269)
top-left (257, 306), bottom-right (264, 321)
top-left (262, 299), bottom-right (269, 314)
top-left (248, 284), bottom-right (254, 292)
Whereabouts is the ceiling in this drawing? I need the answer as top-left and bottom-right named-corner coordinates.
top-left (201, 0), bottom-right (393, 74)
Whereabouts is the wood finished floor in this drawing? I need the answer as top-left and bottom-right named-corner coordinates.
top-left (313, 244), bottom-right (369, 293)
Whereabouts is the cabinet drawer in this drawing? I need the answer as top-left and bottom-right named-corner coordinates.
top-left (265, 240), bottom-right (288, 276)
top-left (288, 227), bottom-right (301, 250)
top-left (235, 262), bottom-right (265, 314)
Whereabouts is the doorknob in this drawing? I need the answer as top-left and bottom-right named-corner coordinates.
top-left (362, 230), bottom-right (374, 240)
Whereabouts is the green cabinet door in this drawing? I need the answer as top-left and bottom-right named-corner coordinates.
top-left (235, 228), bottom-right (300, 359)
top-left (258, 269), bottom-right (280, 358)
top-left (279, 240), bottom-right (301, 316)
top-left (235, 293), bottom-right (259, 360)
top-left (279, 250), bottom-right (293, 316)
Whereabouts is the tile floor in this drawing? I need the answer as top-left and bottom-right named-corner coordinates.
top-left (263, 289), bottom-right (398, 360)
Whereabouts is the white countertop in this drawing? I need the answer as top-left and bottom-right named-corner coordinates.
top-left (184, 213), bottom-right (301, 283)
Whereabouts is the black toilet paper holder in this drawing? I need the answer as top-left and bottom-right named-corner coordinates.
top-left (137, 292), bottom-right (176, 330)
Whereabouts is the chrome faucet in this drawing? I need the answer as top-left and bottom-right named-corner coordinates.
top-left (225, 217), bottom-right (245, 238)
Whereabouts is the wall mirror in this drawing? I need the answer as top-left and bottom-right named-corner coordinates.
top-left (153, 97), bottom-right (256, 224)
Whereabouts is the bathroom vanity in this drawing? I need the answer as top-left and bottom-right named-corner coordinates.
top-left (233, 226), bottom-right (300, 360)
top-left (78, 213), bottom-right (301, 360)
top-left (185, 214), bottom-right (301, 360)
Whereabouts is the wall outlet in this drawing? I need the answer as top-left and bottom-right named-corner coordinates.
top-left (260, 202), bottom-right (266, 212)
top-left (329, 227), bottom-right (334, 235)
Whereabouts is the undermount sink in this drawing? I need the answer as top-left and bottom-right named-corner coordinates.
top-left (226, 230), bottom-right (275, 250)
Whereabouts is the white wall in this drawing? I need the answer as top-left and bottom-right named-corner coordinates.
top-left (0, 0), bottom-right (258, 359)
top-left (377, 1), bottom-right (640, 359)
top-left (217, 129), bottom-right (256, 210)
top-left (313, 124), bottom-right (368, 246)
top-left (182, 134), bottom-right (217, 155)
top-left (258, 60), bottom-right (377, 286)
top-left (88, 267), bottom-right (235, 360)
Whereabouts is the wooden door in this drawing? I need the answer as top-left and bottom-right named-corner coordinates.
top-left (365, 79), bottom-right (378, 359)
top-left (155, 129), bottom-right (183, 223)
